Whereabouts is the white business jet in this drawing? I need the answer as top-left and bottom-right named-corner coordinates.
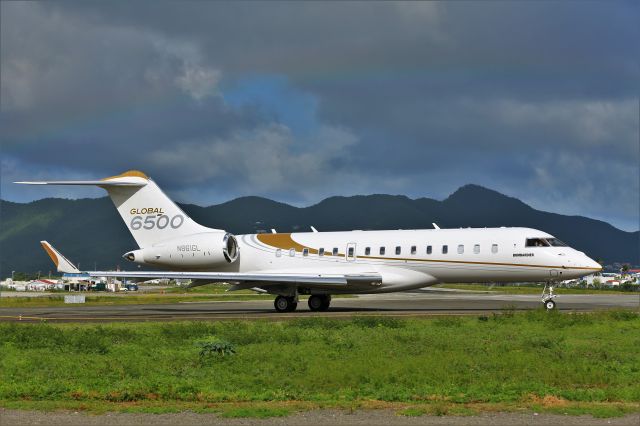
top-left (18, 170), bottom-right (601, 312)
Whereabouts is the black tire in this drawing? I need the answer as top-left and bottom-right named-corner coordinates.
top-left (274, 296), bottom-right (290, 312)
top-left (308, 295), bottom-right (324, 311)
top-left (544, 300), bottom-right (556, 311)
top-left (287, 301), bottom-right (298, 312)
top-left (319, 295), bottom-right (331, 311)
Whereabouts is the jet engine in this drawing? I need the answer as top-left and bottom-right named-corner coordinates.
top-left (123, 232), bottom-right (239, 269)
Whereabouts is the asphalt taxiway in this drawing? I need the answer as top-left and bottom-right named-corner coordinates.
top-left (0, 290), bottom-right (637, 322)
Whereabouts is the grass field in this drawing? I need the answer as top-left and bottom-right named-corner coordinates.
top-left (1, 310), bottom-right (639, 417)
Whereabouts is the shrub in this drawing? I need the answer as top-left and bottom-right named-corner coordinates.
top-left (196, 338), bottom-right (236, 359)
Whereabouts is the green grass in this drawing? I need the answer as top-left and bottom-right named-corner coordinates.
top-left (0, 310), bottom-right (639, 416)
top-left (436, 283), bottom-right (637, 294)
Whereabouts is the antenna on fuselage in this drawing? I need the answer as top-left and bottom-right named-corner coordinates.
top-left (432, 223), bottom-right (441, 230)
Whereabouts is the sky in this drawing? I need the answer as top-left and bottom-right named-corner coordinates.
top-left (1, 1), bottom-right (638, 231)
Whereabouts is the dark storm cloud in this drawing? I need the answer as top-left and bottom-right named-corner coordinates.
top-left (1, 2), bottom-right (638, 230)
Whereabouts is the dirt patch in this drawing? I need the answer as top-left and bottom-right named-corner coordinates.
top-left (527, 394), bottom-right (569, 408)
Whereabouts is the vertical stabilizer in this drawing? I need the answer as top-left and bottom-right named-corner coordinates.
top-left (17, 170), bottom-right (220, 248)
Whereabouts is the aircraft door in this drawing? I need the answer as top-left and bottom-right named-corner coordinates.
top-left (346, 243), bottom-right (357, 262)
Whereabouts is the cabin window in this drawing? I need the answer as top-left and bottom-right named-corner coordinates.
top-left (457, 244), bottom-right (464, 254)
top-left (426, 245), bottom-right (432, 254)
top-left (303, 248), bottom-right (309, 257)
top-left (347, 247), bottom-right (354, 257)
top-left (276, 249), bottom-right (282, 257)
top-left (332, 247), bottom-right (339, 256)
top-left (473, 244), bottom-right (480, 254)
top-left (289, 248), bottom-right (296, 257)
top-left (526, 238), bottom-right (550, 247)
top-left (442, 245), bottom-right (448, 254)
top-left (411, 245), bottom-right (417, 255)
top-left (364, 247), bottom-right (371, 256)
top-left (491, 244), bottom-right (498, 254)
top-left (380, 247), bottom-right (386, 255)
top-left (395, 246), bottom-right (401, 255)
top-left (319, 248), bottom-right (325, 256)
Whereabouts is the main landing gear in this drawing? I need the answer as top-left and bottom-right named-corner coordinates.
top-left (274, 295), bottom-right (297, 312)
top-left (307, 295), bottom-right (331, 312)
top-left (273, 294), bottom-right (332, 312)
top-left (541, 282), bottom-right (557, 311)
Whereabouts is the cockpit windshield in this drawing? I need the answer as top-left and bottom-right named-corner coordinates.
top-left (525, 237), bottom-right (568, 247)
top-left (546, 238), bottom-right (567, 247)
top-left (526, 238), bottom-right (549, 247)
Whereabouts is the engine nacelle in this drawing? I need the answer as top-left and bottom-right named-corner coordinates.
top-left (123, 232), bottom-right (239, 269)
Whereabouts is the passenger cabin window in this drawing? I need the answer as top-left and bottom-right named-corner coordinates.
top-left (364, 247), bottom-right (371, 256)
top-left (491, 244), bottom-right (498, 254)
top-left (347, 247), bottom-right (354, 257)
top-left (319, 248), bottom-right (325, 256)
top-left (426, 245), bottom-right (432, 254)
top-left (332, 247), bottom-right (339, 256)
top-left (411, 245), bottom-right (417, 255)
top-left (303, 248), bottom-right (309, 257)
top-left (457, 244), bottom-right (464, 254)
top-left (526, 238), bottom-right (550, 247)
top-left (380, 247), bottom-right (386, 255)
top-left (395, 246), bottom-right (401, 255)
top-left (289, 248), bottom-right (296, 257)
top-left (473, 244), bottom-right (480, 254)
top-left (276, 249), bottom-right (282, 257)
top-left (442, 245), bottom-right (448, 254)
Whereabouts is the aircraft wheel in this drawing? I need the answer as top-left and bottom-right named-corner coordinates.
top-left (275, 296), bottom-right (298, 312)
top-left (275, 296), bottom-right (291, 312)
top-left (308, 295), bottom-right (324, 311)
top-left (544, 300), bottom-right (556, 311)
top-left (320, 295), bottom-right (331, 311)
top-left (308, 295), bottom-right (331, 311)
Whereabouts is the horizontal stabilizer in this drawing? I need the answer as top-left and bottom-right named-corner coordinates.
top-left (15, 180), bottom-right (145, 187)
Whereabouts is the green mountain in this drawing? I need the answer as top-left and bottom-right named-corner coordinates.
top-left (1, 185), bottom-right (637, 275)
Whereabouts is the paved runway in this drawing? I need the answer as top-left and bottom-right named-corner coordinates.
top-left (1, 290), bottom-right (637, 322)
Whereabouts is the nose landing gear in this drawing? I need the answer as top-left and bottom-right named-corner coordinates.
top-left (541, 282), bottom-right (557, 310)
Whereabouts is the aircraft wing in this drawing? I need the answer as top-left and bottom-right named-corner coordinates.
top-left (89, 270), bottom-right (382, 289)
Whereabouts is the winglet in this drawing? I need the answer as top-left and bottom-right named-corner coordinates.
top-left (310, 226), bottom-right (318, 233)
top-left (40, 241), bottom-right (80, 273)
top-left (432, 223), bottom-right (440, 230)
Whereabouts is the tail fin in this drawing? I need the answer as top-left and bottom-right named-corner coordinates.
top-left (18, 171), bottom-right (218, 247)
top-left (41, 241), bottom-right (80, 273)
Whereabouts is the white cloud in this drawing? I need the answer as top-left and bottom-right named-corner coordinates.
top-left (149, 123), bottom-right (358, 199)
top-left (492, 98), bottom-right (638, 149)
